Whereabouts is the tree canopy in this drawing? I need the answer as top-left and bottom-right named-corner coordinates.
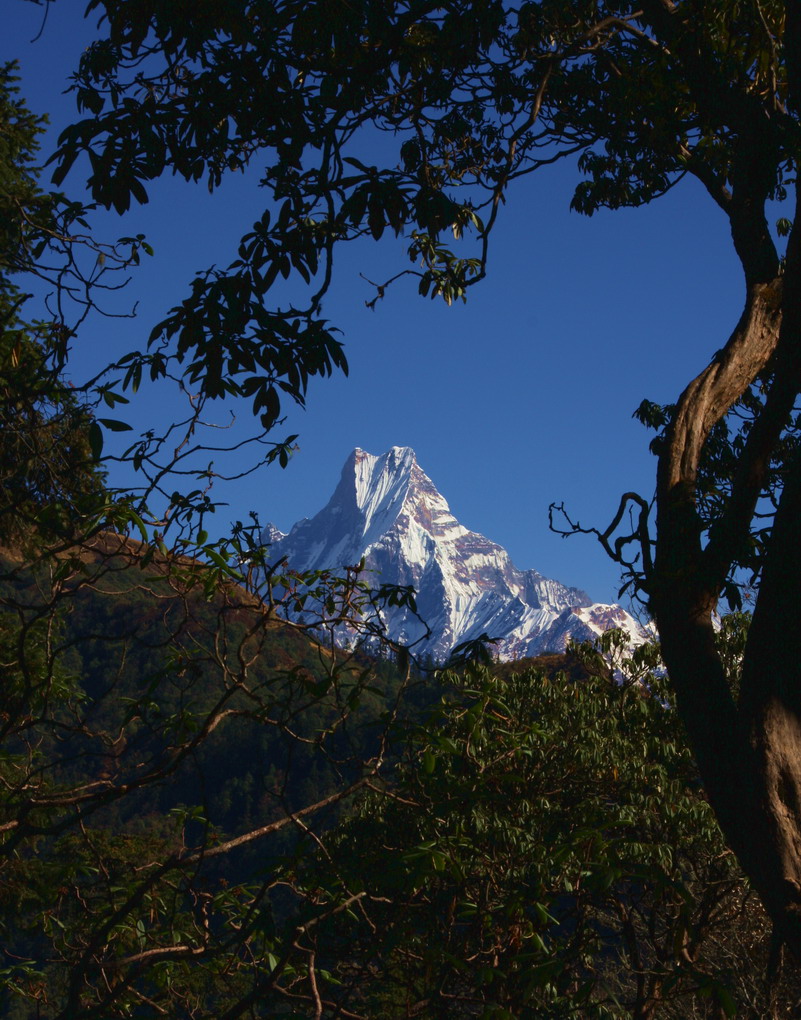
top-left (5, 0), bottom-right (801, 1012)
top-left (47, 0), bottom-right (801, 952)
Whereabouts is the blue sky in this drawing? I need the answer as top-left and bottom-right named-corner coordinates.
top-left (5, 1), bottom-right (747, 603)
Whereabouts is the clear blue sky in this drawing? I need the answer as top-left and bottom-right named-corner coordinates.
top-left (5, 1), bottom-right (747, 604)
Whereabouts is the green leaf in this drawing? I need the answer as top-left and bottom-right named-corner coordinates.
top-left (88, 422), bottom-right (103, 461)
top-left (97, 417), bottom-right (133, 432)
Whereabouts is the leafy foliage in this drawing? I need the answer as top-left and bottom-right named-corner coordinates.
top-left (0, 533), bottom-right (421, 1018)
top-left (5, 0), bottom-right (801, 1010)
top-left (0, 63), bottom-right (107, 547)
top-left (48, 0), bottom-right (798, 604)
top-left (286, 630), bottom-right (800, 1017)
top-left (633, 389), bottom-right (801, 609)
top-left (0, 61), bottom-right (415, 1018)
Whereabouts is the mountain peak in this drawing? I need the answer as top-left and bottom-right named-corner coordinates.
top-left (347, 446), bottom-right (418, 514)
top-left (352, 444), bottom-right (416, 464)
top-left (264, 447), bottom-right (647, 660)
top-left (329, 446), bottom-right (423, 550)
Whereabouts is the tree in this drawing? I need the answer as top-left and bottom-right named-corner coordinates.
top-left (44, 0), bottom-right (801, 963)
top-left (290, 631), bottom-right (801, 1017)
top-left (0, 59), bottom-right (108, 548)
top-left (0, 60), bottom-right (423, 1018)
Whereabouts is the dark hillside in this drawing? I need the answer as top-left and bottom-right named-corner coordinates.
top-left (2, 531), bottom-right (406, 836)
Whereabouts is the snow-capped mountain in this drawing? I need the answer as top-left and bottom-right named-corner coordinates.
top-left (263, 447), bottom-right (648, 661)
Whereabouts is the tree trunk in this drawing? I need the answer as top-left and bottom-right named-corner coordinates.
top-left (737, 279), bottom-right (801, 949)
top-left (653, 225), bottom-right (801, 954)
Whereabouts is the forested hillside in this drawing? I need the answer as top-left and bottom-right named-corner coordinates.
top-left (5, 0), bottom-right (801, 1014)
top-left (2, 538), bottom-right (799, 1015)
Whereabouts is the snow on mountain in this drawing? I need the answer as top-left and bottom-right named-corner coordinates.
top-left (263, 446), bottom-right (650, 661)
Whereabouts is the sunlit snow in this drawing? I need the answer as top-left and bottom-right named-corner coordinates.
top-left (264, 447), bottom-right (651, 661)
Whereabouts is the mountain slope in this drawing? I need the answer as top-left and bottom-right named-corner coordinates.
top-left (265, 447), bottom-right (648, 660)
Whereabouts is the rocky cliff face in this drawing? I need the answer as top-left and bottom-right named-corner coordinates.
top-left (264, 447), bottom-right (649, 661)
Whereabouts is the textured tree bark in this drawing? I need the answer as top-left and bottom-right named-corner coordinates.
top-left (714, 441), bottom-right (801, 952)
top-left (737, 229), bottom-right (801, 948)
top-left (653, 210), bottom-right (801, 953)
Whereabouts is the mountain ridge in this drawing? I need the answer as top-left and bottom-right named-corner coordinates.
top-left (264, 447), bottom-right (648, 660)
